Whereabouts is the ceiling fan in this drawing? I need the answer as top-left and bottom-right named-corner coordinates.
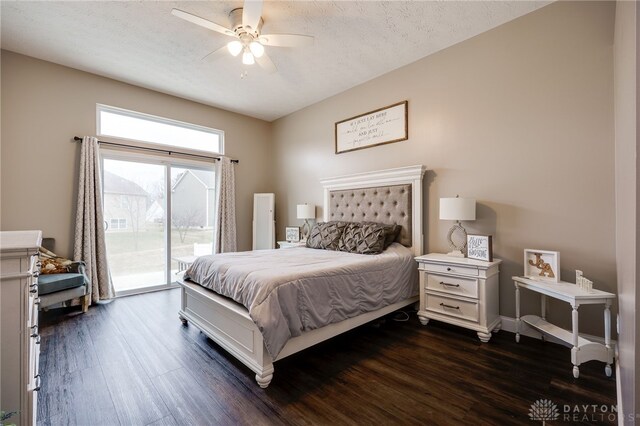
top-left (171, 0), bottom-right (314, 73)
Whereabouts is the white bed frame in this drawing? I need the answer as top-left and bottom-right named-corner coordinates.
top-left (178, 165), bottom-right (426, 387)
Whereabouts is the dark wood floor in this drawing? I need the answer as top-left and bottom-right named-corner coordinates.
top-left (38, 288), bottom-right (617, 425)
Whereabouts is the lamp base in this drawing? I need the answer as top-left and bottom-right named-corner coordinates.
top-left (446, 222), bottom-right (468, 257)
top-left (301, 219), bottom-right (311, 241)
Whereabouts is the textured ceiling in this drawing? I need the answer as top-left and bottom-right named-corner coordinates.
top-left (1, 1), bottom-right (550, 121)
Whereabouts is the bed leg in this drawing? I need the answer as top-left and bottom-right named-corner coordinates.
top-left (255, 372), bottom-right (273, 388)
top-left (179, 314), bottom-right (188, 325)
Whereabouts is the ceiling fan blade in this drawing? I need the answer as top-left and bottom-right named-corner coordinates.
top-left (171, 9), bottom-right (235, 37)
top-left (255, 52), bottom-right (277, 74)
top-left (259, 34), bottom-right (314, 47)
top-left (242, 0), bottom-right (263, 32)
top-left (201, 46), bottom-right (229, 62)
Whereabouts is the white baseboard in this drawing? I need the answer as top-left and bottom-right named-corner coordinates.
top-left (499, 315), bottom-right (617, 347)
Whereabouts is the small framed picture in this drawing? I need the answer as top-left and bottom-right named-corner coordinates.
top-left (285, 226), bottom-right (300, 242)
top-left (524, 249), bottom-right (560, 283)
top-left (467, 235), bottom-right (493, 262)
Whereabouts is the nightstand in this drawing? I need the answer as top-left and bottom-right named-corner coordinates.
top-left (415, 253), bottom-right (502, 342)
top-left (277, 241), bottom-right (306, 249)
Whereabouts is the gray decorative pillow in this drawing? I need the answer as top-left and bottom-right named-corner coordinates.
top-left (365, 222), bottom-right (400, 249)
top-left (338, 222), bottom-right (386, 255)
top-left (306, 221), bottom-right (347, 250)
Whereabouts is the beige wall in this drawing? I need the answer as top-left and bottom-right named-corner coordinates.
top-left (272, 1), bottom-right (616, 335)
top-left (0, 51), bottom-right (273, 256)
top-left (614, 0), bottom-right (638, 422)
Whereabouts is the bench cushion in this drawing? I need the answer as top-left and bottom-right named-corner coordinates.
top-left (38, 273), bottom-right (85, 295)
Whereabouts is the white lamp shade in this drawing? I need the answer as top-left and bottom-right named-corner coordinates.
top-left (297, 204), bottom-right (316, 220)
top-left (439, 197), bottom-right (476, 221)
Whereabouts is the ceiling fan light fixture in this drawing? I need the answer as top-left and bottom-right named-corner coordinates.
top-left (227, 40), bottom-right (243, 57)
top-left (242, 50), bottom-right (255, 65)
top-left (249, 41), bottom-right (265, 58)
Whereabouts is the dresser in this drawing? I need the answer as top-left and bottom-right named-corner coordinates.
top-left (1, 230), bottom-right (42, 426)
top-left (415, 253), bottom-right (501, 342)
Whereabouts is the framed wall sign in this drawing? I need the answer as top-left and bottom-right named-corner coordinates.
top-left (524, 249), bottom-right (560, 283)
top-left (285, 226), bottom-right (300, 242)
top-left (467, 234), bottom-right (493, 262)
top-left (335, 101), bottom-right (408, 154)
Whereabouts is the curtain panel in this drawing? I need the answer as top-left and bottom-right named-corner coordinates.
top-left (214, 157), bottom-right (237, 253)
top-left (73, 136), bottom-right (115, 302)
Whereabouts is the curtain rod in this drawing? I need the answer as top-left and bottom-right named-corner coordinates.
top-left (73, 136), bottom-right (239, 163)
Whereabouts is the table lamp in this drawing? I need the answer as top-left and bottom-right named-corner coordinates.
top-left (439, 196), bottom-right (476, 257)
top-left (297, 203), bottom-right (316, 241)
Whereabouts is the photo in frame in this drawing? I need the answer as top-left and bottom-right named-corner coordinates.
top-left (335, 101), bottom-right (408, 154)
top-left (285, 226), bottom-right (300, 242)
top-left (524, 249), bottom-right (560, 282)
top-left (466, 234), bottom-right (493, 262)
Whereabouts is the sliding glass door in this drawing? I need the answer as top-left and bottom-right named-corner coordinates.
top-left (170, 167), bottom-right (215, 282)
top-left (102, 154), bottom-right (214, 295)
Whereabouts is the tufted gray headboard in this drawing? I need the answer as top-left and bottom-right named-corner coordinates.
top-left (320, 165), bottom-right (425, 256)
top-left (328, 184), bottom-right (412, 246)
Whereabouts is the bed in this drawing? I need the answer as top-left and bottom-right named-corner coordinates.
top-left (178, 165), bottom-right (425, 387)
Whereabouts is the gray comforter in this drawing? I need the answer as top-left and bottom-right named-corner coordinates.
top-left (184, 243), bottom-right (418, 359)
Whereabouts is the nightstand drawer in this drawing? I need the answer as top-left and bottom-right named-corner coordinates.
top-left (422, 262), bottom-right (479, 277)
top-left (425, 293), bottom-right (479, 323)
top-left (425, 273), bottom-right (478, 299)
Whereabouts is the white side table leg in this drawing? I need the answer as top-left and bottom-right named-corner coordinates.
top-left (515, 283), bottom-right (521, 343)
top-left (604, 301), bottom-right (612, 377)
top-left (572, 305), bottom-right (580, 378)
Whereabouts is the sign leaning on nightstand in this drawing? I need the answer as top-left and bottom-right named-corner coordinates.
top-left (415, 253), bottom-right (502, 342)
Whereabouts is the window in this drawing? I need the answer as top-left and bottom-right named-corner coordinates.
top-left (110, 218), bottom-right (127, 230)
top-left (97, 104), bottom-right (223, 154)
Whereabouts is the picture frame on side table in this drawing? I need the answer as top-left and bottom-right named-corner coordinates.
top-left (524, 249), bottom-right (560, 282)
top-left (467, 235), bottom-right (493, 262)
top-left (285, 226), bottom-right (300, 242)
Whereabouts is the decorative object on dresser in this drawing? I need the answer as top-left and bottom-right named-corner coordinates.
top-left (524, 249), bottom-right (560, 282)
top-left (335, 101), bottom-right (408, 154)
top-left (415, 253), bottom-right (501, 342)
top-left (439, 196), bottom-right (476, 257)
top-left (512, 276), bottom-right (615, 378)
top-left (296, 203), bottom-right (315, 242)
top-left (1, 230), bottom-right (42, 426)
top-left (277, 240), bottom-right (306, 249)
top-left (466, 234), bottom-right (493, 262)
top-left (285, 226), bottom-right (300, 242)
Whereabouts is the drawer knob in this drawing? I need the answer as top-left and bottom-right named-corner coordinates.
top-left (440, 302), bottom-right (460, 310)
top-left (440, 281), bottom-right (460, 288)
top-left (447, 267), bottom-right (452, 271)
top-left (30, 288), bottom-right (38, 294)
